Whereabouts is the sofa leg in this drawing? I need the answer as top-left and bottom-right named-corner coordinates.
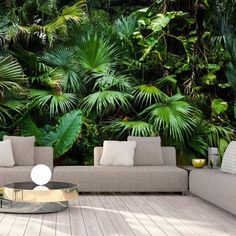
top-left (182, 191), bottom-right (186, 196)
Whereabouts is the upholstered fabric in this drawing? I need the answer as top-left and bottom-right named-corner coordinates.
top-left (190, 169), bottom-right (236, 215)
top-left (3, 136), bottom-right (35, 166)
top-left (221, 141), bottom-right (236, 174)
top-left (0, 166), bottom-right (33, 185)
top-left (0, 140), bottom-right (15, 167)
top-left (34, 147), bottom-right (54, 170)
top-left (0, 146), bottom-right (54, 186)
top-left (94, 146), bottom-right (176, 166)
top-left (127, 136), bottom-right (163, 166)
top-left (100, 141), bottom-right (136, 166)
top-left (53, 165), bottom-right (188, 192)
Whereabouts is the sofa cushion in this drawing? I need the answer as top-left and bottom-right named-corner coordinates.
top-left (221, 141), bottom-right (236, 174)
top-left (127, 136), bottom-right (163, 166)
top-left (0, 166), bottom-right (33, 185)
top-left (0, 140), bottom-right (15, 167)
top-left (100, 141), bottom-right (136, 166)
top-left (53, 166), bottom-right (188, 192)
top-left (3, 136), bottom-right (35, 166)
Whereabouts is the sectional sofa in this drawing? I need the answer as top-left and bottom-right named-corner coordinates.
top-left (0, 146), bottom-right (53, 186)
top-left (0, 137), bottom-right (188, 194)
top-left (1, 136), bottom-right (236, 216)
top-left (53, 146), bottom-right (188, 193)
top-left (190, 168), bottom-right (236, 215)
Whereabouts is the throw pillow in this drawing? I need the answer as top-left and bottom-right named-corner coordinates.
top-left (100, 141), bottom-right (136, 166)
top-left (3, 136), bottom-right (35, 166)
top-left (0, 140), bottom-right (15, 167)
top-left (127, 136), bottom-right (163, 166)
top-left (221, 141), bottom-right (236, 174)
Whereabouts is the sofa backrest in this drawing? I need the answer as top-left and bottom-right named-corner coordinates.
top-left (35, 147), bottom-right (54, 170)
top-left (94, 146), bottom-right (176, 166)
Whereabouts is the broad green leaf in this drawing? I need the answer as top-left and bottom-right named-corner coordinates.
top-left (207, 64), bottom-right (221, 71)
top-left (202, 73), bottom-right (217, 85)
top-left (149, 14), bottom-right (170, 32)
top-left (20, 115), bottom-right (42, 142)
top-left (211, 99), bottom-right (228, 115)
top-left (41, 110), bottom-right (83, 158)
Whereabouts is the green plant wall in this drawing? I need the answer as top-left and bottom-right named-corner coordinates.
top-left (0, 0), bottom-right (235, 165)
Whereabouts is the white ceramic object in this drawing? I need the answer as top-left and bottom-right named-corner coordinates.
top-left (31, 164), bottom-right (52, 185)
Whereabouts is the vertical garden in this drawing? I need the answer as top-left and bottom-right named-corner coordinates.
top-left (0, 0), bottom-right (235, 165)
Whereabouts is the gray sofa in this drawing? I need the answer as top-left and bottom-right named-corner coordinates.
top-left (190, 169), bottom-right (236, 215)
top-left (0, 147), bottom-right (53, 186)
top-left (53, 146), bottom-right (188, 193)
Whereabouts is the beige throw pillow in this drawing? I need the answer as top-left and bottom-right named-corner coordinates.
top-left (3, 136), bottom-right (35, 166)
top-left (221, 141), bottom-right (236, 174)
top-left (0, 140), bottom-right (15, 167)
top-left (127, 136), bottom-right (163, 166)
top-left (100, 141), bottom-right (136, 166)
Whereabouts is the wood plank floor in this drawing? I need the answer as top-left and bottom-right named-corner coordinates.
top-left (0, 193), bottom-right (236, 236)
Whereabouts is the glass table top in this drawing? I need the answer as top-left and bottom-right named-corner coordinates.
top-left (4, 182), bottom-right (77, 190)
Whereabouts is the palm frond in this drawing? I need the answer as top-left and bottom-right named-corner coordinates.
top-left (29, 89), bottom-right (77, 117)
top-left (132, 84), bottom-right (167, 106)
top-left (114, 15), bottom-right (137, 40)
top-left (94, 70), bottom-right (131, 91)
top-left (106, 119), bottom-right (155, 137)
top-left (76, 34), bottom-right (119, 73)
top-left (0, 56), bottom-right (25, 91)
top-left (81, 90), bottom-right (132, 116)
top-left (141, 94), bottom-right (201, 145)
top-left (40, 46), bottom-right (83, 92)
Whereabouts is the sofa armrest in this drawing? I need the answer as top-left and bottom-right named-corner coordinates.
top-left (162, 147), bottom-right (176, 166)
top-left (35, 147), bottom-right (54, 170)
top-left (94, 147), bottom-right (103, 166)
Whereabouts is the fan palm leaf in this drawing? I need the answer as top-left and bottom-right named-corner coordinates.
top-left (132, 84), bottom-right (167, 106)
top-left (29, 89), bottom-right (77, 117)
top-left (41, 46), bottom-right (83, 92)
top-left (106, 119), bottom-right (155, 137)
top-left (76, 34), bottom-right (119, 73)
top-left (141, 94), bottom-right (201, 145)
top-left (82, 90), bottom-right (132, 116)
top-left (94, 70), bottom-right (132, 91)
top-left (0, 56), bottom-right (25, 90)
top-left (114, 15), bottom-right (137, 41)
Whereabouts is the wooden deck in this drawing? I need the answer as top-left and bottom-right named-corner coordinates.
top-left (0, 193), bottom-right (236, 236)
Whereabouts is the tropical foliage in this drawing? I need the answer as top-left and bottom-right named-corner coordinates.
top-left (0, 0), bottom-right (235, 165)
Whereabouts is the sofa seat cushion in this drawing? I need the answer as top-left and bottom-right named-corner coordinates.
top-left (190, 169), bottom-right (236, 215)
top-left (127, 136), bottom-right (163, 166)
top-left (3, 136), bottom-right (35, 166)
top-left (0, 166), bottom-right (33, 186)
top-left (53, 166), bottom-right (188, 192)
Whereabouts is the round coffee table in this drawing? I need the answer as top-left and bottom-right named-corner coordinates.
top-left (1, 182), bottom-right (79, 213)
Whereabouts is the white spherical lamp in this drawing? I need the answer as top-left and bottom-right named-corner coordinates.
top-left (31, 164), bottom-right (52, 186)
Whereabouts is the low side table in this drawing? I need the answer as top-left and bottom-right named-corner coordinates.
top-left (1, 181), bottom-right (79, 214)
